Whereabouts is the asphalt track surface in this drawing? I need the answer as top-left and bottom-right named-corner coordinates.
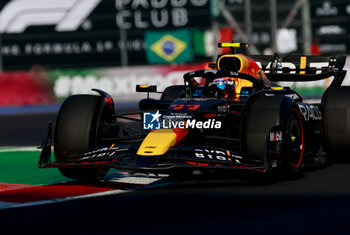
top-left (1, 111), bottom-right (350, 234)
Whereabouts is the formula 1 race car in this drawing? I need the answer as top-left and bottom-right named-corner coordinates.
top-left (39, 43), bottom-right (348, 180)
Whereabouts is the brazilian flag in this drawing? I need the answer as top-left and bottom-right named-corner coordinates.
top-left (145, 29), bottom-right (193, 64)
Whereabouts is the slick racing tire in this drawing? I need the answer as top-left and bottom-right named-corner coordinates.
top-left (161, 85), bottom-right (185, 101)
top-left (242, 95), bottom-right (304, 173)
top-left (54, 95), bottom-right (112, 180)
top-left (322, 86), bottom-right (350, 157)
top-left (283, 108), bottom-right (304, 172)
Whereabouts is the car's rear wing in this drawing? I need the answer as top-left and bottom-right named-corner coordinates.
top-left (249, 55), bottom-right (347, 74)
top-left (249, 55), bottom-right (347, 86)
top-left (213, 42), bottom-right (347, 86)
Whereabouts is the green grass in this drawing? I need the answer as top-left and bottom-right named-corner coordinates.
top-left (0, 149), bottom-right (68, 185)
top-left (295, 86), bottom-right (325, 97)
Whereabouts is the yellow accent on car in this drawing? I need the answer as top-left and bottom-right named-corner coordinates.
top-left (219, 43), bottom-right (248, 48)
top-left (300, 56), bottom-right (307, 74)
top-left (271, 87), bottom-right (284, 90)
top-left (217, 54), bottom-right (249, 71)
top-left (137, 129), bottom-right (177, 156)
top-left (108, 144), bottom-right (115, 150)
top-left (217, 54), bottom-right (253, 95)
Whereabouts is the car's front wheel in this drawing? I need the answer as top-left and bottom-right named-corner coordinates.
top-left (54, 94), bottom-right (115, 180)
top-left (242, 95), bottom-right (304, 173)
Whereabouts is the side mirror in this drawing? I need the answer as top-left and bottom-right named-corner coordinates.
top-left (136, 85), bottom-right (157, 93)
top-left (136, 85), bottom-right (158, 99)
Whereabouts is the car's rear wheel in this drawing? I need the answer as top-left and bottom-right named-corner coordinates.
top-left (242, 95), bottom-right (304, 173)
top-left (322, 86), bottom-right (350, 158)
top-left (54, 94), bottom-right (114, 180)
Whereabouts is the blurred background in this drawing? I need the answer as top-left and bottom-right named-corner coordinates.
top-left (0, 0), bottom-right (349, 107)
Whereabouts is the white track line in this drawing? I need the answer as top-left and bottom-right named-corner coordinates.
top-left (0, 149), bottom-right (173, 210)
top-left (105, 172), bottom-right (167, 185)
top-left (0, 147), bottom-right (40, 152)
top-left (0, 173), bottom-right (167, 210)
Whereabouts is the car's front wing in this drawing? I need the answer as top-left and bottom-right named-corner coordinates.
top-left (39, 141), bottom-right (269, 173)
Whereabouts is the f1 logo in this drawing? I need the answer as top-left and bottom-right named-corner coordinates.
top-left (143, 111), bottom-right (162, 130)
top-left (0, 0), bottom-right (101, 33)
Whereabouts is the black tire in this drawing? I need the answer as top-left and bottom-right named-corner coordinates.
top-left (161, 85), bottom-right (185, 100)
top-left (242, 95), bottom-right (304, 173)
top-left (282, 108), bottom-right (304, 172)
top-left (323, 86), bottom-right (350, 156)
top-left (54, 95), bottom-right (111, 180)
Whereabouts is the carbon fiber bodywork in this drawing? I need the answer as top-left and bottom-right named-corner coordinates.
top-left (39, 49), bottom-right (347, 177)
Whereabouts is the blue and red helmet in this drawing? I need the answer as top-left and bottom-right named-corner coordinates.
top-left (208, 78), bottom-right (236, 98)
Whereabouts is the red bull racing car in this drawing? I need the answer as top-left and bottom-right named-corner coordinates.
top-left (39, 43), bottom-right (348, 180)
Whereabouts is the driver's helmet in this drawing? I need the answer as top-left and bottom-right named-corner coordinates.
top-left (207, 77), bottom-right (236, 99)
